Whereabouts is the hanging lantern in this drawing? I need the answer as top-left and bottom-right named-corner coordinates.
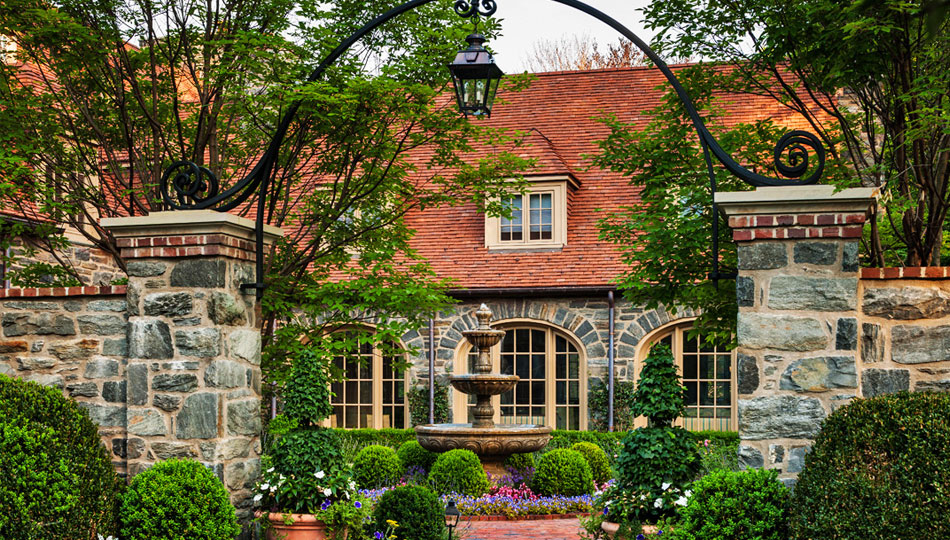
top-left (448, 33), bottom-right (504, 118)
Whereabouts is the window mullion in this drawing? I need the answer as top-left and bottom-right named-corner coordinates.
top-left (546, 329), bottom-right (555, 429)
top-left (373, 347), bottom-right (382, 430)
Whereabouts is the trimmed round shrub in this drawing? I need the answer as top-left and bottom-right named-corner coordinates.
top-left (532, 449), bottom-right (594, 496)
top-left (373, 485), bottom-right (445, 540)
top-left (120, 459), bottom-right (240, 540)
top-left (572, 442), bottom-right (611, 484)
top-left (429, 449), bottom-right (490, 496)
top-left (503, 452), bottom-right (535, 473)
top-left (397, 440), bottom-right (437, 473)
top-left (0, 374), bottom-right (120, 540)
top-left (790, 392), bottom-right (950, 540)
top-left (353, 445), bottom-right (403, 489)
top-left (674, 468), bottom-right (789, 540)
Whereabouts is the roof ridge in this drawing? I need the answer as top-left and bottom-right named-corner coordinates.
top-left (525, 128), bottom-right (578, 179)
top-left (519, 60), bottom-right (726, 78)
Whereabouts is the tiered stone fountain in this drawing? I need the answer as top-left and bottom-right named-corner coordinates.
top-left (415, 305), bottom-right (552, 475)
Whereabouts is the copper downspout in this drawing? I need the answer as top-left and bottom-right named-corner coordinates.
top-left (608, 290), bottom-right (616, 432)
top-left (428, 318), bottom-right (435, 424)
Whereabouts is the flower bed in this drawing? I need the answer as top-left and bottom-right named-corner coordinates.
top-left (360, 488), bottom-right (596, 519)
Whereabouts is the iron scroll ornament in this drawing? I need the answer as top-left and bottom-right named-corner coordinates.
top-left (454, 0), bottom-right (498, 18)
top-left (160, 0), bottom-right (826, 293)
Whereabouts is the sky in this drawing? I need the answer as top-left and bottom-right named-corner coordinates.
top-left (489, 0), bottom-right (655, 73)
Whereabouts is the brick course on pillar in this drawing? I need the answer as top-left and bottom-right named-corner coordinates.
top-left (102, 210), bottom-right (281, 518)
top-left (717, 186), bottom-right (878, 486)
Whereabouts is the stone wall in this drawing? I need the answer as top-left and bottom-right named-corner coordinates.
top-left (0, 286), bottom-right (130, 472)
top-left (858, 266), bottom-right (950, 397)
top-left (0, 210), bottom-right (275, 529)
top-left (121, 256), bottom-right (262, 518)
top-left (5, 237), bottom-right (124, 286)
top-left (717, 185), bottom-right (877, 486)
top-left (103, 210), bottom-right (277, 521)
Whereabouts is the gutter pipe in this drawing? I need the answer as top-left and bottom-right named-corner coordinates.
top-left (428, 318), bottom-right (435, 424)
top-left (608, 290), bottom-right (616, 431)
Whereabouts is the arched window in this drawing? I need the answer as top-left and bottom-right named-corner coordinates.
top-left (638, 321), bottom-right (736, 431)
top-left (455, 324), bottom-right (586, 430)
top-left (329, 340), bottom-right (408, 429)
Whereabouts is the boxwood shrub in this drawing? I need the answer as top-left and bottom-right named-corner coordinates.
top-left (429, 449), bottom-right (489, 496)
top-left (353, 445), bottom-right (403, 489)
top-left (532, 448), bottom-right (594, 496)
top-left (0, 374), bottom-right (121, 540)
top-left (373, 485), bottom-right (445, 540)
top-left (571, 441), bottom-right (611, 484)
top-left (789, 392), bottom-right (950, 540)
top-left (503, 452), bottom-right (535, 474)
top-left (396, 440), bottom-right (437, 473)
top-left (120, 459), bottom-right (240, 540)
top-left (674, 468), bottom-right (789, 540)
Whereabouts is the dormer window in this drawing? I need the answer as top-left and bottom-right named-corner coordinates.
top-left (486, 178), bottom-right (571, 250)
top-left (0, 35), bottom-right (16, 64)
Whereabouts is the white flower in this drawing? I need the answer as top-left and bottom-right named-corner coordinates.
top-left (316, 470), bottom-right (326, 479)
top-left (324, 488), bottom-right (332, 497)
top-left (685, 490), bottom-right (692, 498)
top-left (261, 483), bottom-right (270, 491)
top-left (267, 467), bottom-right (275, 473)
top-left (661, 482), bottom-right (671, 490)
top-left (253, 494), bottom-right (263, 503)
top-left (349, 481), bottom-right (357, 490)
top-left (675, 496), bottom-right (688, 507)
top-left (654, 498), bottom-right (664, 509)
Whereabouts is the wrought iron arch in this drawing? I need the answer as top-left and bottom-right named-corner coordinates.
top-left (161, 0), bottom-right (825, 295)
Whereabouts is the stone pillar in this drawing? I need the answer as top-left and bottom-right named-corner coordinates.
top-left (716, 186), bottom-right (878, 486)
top-left (102, 210), bottom-right (282, 518)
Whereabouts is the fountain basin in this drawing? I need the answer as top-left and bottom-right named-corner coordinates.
top-left (449, 374), bottom-right (519, 396)
top-left (461, 329), bottom-right (506, 351)
top-left (415, 423), bottom-right (552, 467)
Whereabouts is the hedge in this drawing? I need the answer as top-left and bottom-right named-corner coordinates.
top-left (332, 428), bottom-right (737, 466)
top-left (331, 428), bottom-right (738, 449)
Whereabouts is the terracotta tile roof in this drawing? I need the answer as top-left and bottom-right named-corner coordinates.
top-left (405, 65), bottom-right (820, 289)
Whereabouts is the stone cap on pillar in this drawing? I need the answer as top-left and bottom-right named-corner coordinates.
top-left (715, 186), bottom-right (880, 215)
top-left (716, 186), bottom-right (880, 242)
top-left (101, 210), bottom-right (284, 261)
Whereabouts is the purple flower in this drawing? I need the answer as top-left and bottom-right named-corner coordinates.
top-left (354, 501), bottom-right (362, 509)
top-left (636, 535), bottom-right (645, 540)
top-left (602, 506), bottom-right (609, 516)
top-left (374, 532), bottom-right (384, 540)
top-left (320, 500), bottom-right (332, 511)
top-left (658, 532), bottom-right (664, 536)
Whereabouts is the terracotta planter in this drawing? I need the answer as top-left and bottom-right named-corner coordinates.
top-left (264, 512), bottom-right (331, 540)
top-left (601, 521), bottom-right (668, 539)
top-left (601, 520), bottom-right (621, 539)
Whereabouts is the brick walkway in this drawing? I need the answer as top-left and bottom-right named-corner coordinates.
top-left (457, 517), bottom-right (585, 540)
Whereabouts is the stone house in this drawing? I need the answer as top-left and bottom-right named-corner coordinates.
top-left (329, 67), bottom-right (823, 434)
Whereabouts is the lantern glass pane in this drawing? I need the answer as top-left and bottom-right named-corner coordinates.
top-left (486, 76), bottom-right (500, 112)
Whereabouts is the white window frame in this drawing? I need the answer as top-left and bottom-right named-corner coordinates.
top-left (485, 178), bottom-right (569, 250)
top-left (0, 35), bottom-right (16, 64)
